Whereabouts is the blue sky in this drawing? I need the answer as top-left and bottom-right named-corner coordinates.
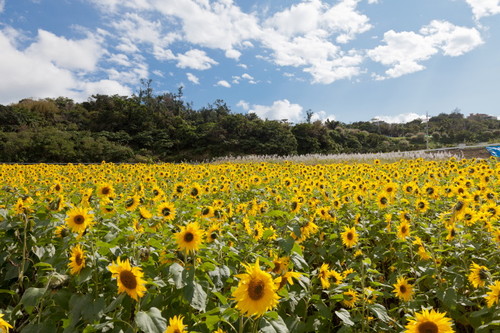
top-left (0, 0), bottom-right (499, 123)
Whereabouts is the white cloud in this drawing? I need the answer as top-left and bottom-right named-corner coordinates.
top-left (186, 72), bottom-right (200, 84)
top-left (241, 73), bottom-right (254, 80)
top-left (375, 113), bottom-right (426, 124)
top-left (0, 0), bottom-right (5, 13)
top-left (176, 49), bottom-right (218, 70)
top-left (368, 21), bottom-right (483, 78)
top-left (215, 80), bottom-right (231, 88)
top-left (225, 49), bottom-right (241, 59)
top-left (311, 110), bottom-right (336, 122)
top-left (249, 99), bottom-right (303, 122)
top-left (421, 20), bottom-right (483, 56)
top-left (465, 0), bottom-right (500, 19)
top-left (26, 29), bottom-right (104, 71)
top-left (237, 100), bottom-right (250, 111)
top-left (0, 28), bottom-right (131, 104)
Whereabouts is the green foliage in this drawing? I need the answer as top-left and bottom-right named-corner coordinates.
top-left (0, 90), bottom-right (499, 162)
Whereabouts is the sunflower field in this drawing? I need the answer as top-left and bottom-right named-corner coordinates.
top-left (1, 157), bottom-right (500, 333)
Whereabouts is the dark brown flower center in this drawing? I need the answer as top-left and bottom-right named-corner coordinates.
top-left (120, 270), bottom-right (137, 289)
top-left (417, 321), bottom-right (438, 333)
top-left (248, 279), bottom-right (265, 300)
top-left (101, 187), bottom-right (110, 195)
top-left (380, 197), bottom-right (388, 205)
top-left (184, 232), bottom-right (194, 242)
top-left (479, 268), bottom-right (489, 281)
top-left (191, 188), bottom-right (199, 196)
top-left (162, 208), bottom-right (171, 216)
top-left (418, 202), bottom-right (425, 209)
top-left (347, 232), bottom-right (353, 241)
top-left (73, 215), bottom-right (85, 225)
top-left (75, 253), bottom-right (83, 266)
top-left (401, 226), bottom-right (407, 234)
top-left (399, 285), bottom-right (407, 293)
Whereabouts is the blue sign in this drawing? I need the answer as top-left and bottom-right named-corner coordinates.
top-left (486, 146), bottom-right (500, 157)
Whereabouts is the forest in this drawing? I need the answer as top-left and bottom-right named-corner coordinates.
top-left (1, 84), bottom-right (499, 163)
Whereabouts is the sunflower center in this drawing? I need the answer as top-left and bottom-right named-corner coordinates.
top-left (75, 253), bottom-right (83, 266)
top-left (125, 198), bottom-right (135, 208)
top-left (162, 208), bottom-right (171, 216)
top-left (347, 232), bottom-right (353, 241)
top-left (479, 268), bottom-right (489, 281)
top-left (184, 232), bottom-right (194, 243)
top-left (210, 232), bottom-right (218, 240)
top-left (202, 208), bottom-right (210, 215)
top-left (273, 262), bottom-right (281, 273)
top-left (291, 202), bottom-right (298, 210)
top-left (248, 279), bottom-right (265, 301)
top-left (380, 197), bottom-right (388, 205)
top-left (191, 188), bottom-right (199, 196)
top-left (73, 215), bottom-right (85, 225)
top-left (101, 187), bottom-right (110, 195)
top-left (401, 226), bottom-right (407, 234)
top-left (120, 270), bottom-right (137, 289)
top-left (399, 285), bottom-right (407, 293)
top-left (418, 202), bottom-right (425, 209)
top-left (417, 321), bottom-right (438, 333)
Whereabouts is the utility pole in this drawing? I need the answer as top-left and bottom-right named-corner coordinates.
top-left (425, 111), bottom-right (429, 150)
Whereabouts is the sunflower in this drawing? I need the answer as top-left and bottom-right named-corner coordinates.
top-left (404, 308), bottom-right (455, 333)
top-left (165, 315), bottom-right (187, 333)
top-left (364, 287), bottom-right (378, 304)
top-left (485, 280), bottom-right (500, 307)
top-left (253, 221), bottom-right (264, 240)
top-left (54, 225), bottom-right (69, 238)
top-left (0, 313), bottom-right (13, 333)
top-left (376, 193), bottom-right (390, 209)
top-left (65, 207), bottom-right (93, 234)
top-left (397, 221), bottom-right (411, 240)
top-left (68, 244), bottom-right (86, 275)
top-left (342, 289), bottom-right (359, 308)
top-left (232, 259), bottom-right (280, 317)
top-left (175, 222), bottom-right (204, 254)
top-left (107, 257), bottom-right (147, 301)
top-left (96, 183), bottom-right (115, 198)
top-left (138, 207), bottom-right (152, 219)
top-left (341, 226), bottom-right (359, 248)
top-left (415, 198), bottom-right (430, 213)
top-left (157, 202), bottom-right (176, 221)
top-left (393, 276), bottom-right (414, 302)
top-left (318, 263), bottom-right (332, 289)
top-left (206, 224), bottom-right (221, 243)
top-left (271, 256), bottom-right (290, 275)
top-left (188, 183), bottom-right (203, 199)
top-left (468, 262), bottom-right (489, 288)
top-left (124, 194), bottom-right (140, 212)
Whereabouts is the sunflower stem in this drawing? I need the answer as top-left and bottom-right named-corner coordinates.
top-left (238, 316), bottom-right (244, 333)
top-left (18, 213), bottom-right (29, 285)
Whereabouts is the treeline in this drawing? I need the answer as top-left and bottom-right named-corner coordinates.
top-left (1, 86), bottom-right (499, 162)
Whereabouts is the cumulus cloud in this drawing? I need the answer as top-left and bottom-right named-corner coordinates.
top-left (237, 100), bottom-right (250, 111)
top-left (186, 72), bottom-right (200, 84)
top-left (374, 113), bottom-right (426, 124)
top-left (465, 0), bottom-right (500, 19)
top-left (368, 20), bottom-right (483, 78)
top-left (311, 110), bottom-right (336, 122)
top-left (0, 27), bottom-right (131, 104)
top-left (26, 29), bottom-right (104, 71)
top-left (215, 80), bottom-right (231, 88)
top-left (249, 99), bottom-right (304, 123)
top-left (176, 49), bottom-right (218, 70)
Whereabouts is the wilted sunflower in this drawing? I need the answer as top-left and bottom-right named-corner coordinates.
top-left (232, 259), bottom-right (280, 317)
top-left (485, 280), bottom-right (500, 307)
top-left (68, 244), bottom-right (85, 275)
top-left (65, 207), bottom-right (93, 234)
top-left (165, 315), bottom-right (187, 333)
top-left (341, 226), bottom-right (359, 248)
top-left (393, 276), bottom-right (414, 302)
top-left (175, 222), bottom-right (204, 253)
top-left (157, 202), bottom-right (176, 221)
top-left (0, 313), bottom-right (13, 333)
top-left (107, 257), bottom-right (147, 301)
top-left (468, 262), bottom-right (489, 288)
top-left (404, 308), bottom-right (455, 333)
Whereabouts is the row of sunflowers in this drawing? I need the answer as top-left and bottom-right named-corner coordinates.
top-left (0, 157), bottom-right (499, 332)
